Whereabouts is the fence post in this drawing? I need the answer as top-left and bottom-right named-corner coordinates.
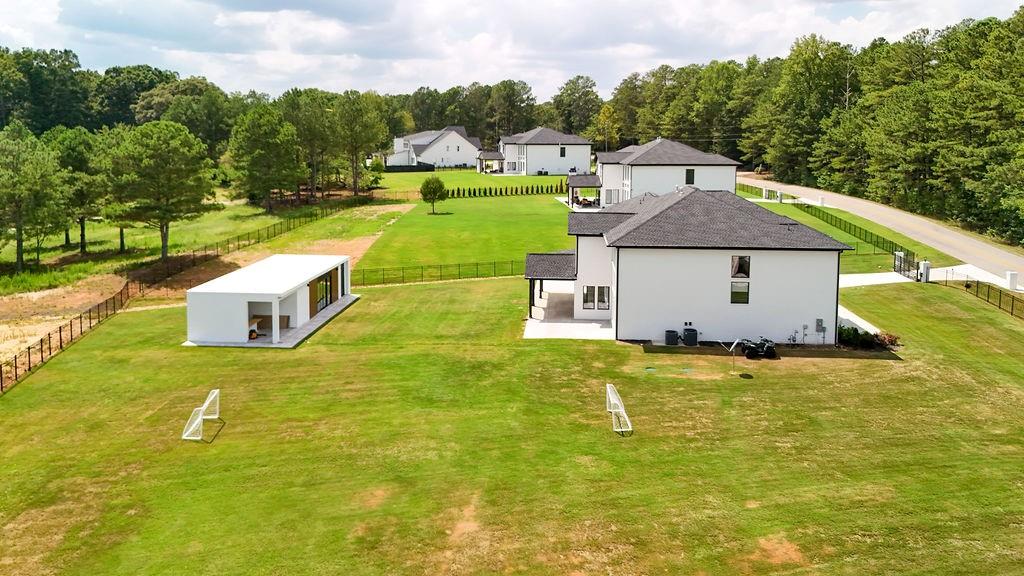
top-left (59, 326), bottom-right (64, 349)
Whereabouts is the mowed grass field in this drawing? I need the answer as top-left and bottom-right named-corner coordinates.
top-left (2, 277), bottom-right (1024, 574)
top-left (380, 169), bottom-right (566, 192)
top-left (357, 195), bottom-right (573, 269)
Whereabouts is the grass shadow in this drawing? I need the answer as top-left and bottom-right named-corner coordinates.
top-left (427, 212), bottom-right (454, 216)
top-left (203, 418), bottom-right (226, 444)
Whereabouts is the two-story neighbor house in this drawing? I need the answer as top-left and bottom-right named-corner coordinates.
top-left (595, 138), bottom-right (740, 206)
top-left (525, 187), bottom-right (850, 344)
top-left (499, 127), bottom-right (592, 175)
top-left (386, 126), bottom-right (481, 168)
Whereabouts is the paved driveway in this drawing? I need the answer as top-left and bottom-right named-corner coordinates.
top-left (739, 174), bottom-right (1024, 279)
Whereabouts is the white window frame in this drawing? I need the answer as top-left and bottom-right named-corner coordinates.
top-left (597, 286), bottom-right (610, 310)
top-left (730, 281), bottom-right (750, 305)
top-left (583, 286), bottom-right (596, 309)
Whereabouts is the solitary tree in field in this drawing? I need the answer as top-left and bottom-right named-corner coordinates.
top-left (228, 105), bottom-right (304, 212)
top-left (420, 176), bottom-right (447, 214)
top-left (108, 120), bottom-right (216, 260)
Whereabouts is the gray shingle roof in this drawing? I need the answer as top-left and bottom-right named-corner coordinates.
top-left (524, 250), bottom-right (576, 279)
top-left (403, 126), bottom-right (481, 156)
top-left (478, 150), bottom-right (504, 160)
top-left (567, 174), bottom-right (602, 189)
top-left (602, 187), bottom-right (851, 250)
top-left (568, 212), bottom-right (632, 236)
top-left (619, 138), bottom-right (741, 166)
top-left (596, 151), bottom-right (632, 164)
top-left (501, 127), bottom-right (591, 145)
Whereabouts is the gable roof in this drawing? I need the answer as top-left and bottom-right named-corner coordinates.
top-left (604, 188), bottom-right (850, 250)
top-left (478, 150), bottom-right (504, 160)
top-left (567, 174), bottom-right (602, 189)
top-left (501, 126), bottom-right (591, 145)
top-left (403, 126), bottom-right (481, 155)
top-left (618, 138), bottom-right (740, 166)
top-left (567, 188), bottom-right (850, 250)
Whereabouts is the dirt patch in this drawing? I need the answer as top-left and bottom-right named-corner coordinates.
top-left (448, 497), bottom-right (480, 543)
top-left (0, 273), bottom-right (126, 322)
top-left (431, 493), bottom-right (494, 574)
top-left (358, 487), bottom-right (392, 510)
top-left (0, 477), bottom-right (109, 576)
top-left (746, 535), bottom-right (806, 566)
top-left (744, 500), bottom-right (761, 509)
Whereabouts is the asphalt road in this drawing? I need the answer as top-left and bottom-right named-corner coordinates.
top-left (738, 174), bottom-right (1024, 278)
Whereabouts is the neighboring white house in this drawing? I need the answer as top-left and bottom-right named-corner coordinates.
top-left (595, 138), bottom-right (740, 206)
top-left (525, 188), bottom-right (850, 344)
top-left (499, 127), bottom-right (592, 175)
top-left (186, 254), bottom-right (355, 347)
top-left (386, 126), bottom-right (481, 168)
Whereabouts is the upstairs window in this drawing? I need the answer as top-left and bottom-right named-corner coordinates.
top-left (560, 146), bottom-right (566, 157)
top-left (731, 256), bottom-right (750, 278)
top-left (457, 145), bottom-right (460, 151)
top-left (685, 168), bottom-right (695, 185)
top-left (730, 282), bottom-right (749, 304)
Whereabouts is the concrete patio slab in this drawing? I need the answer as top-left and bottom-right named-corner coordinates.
top-left (184, 293), bottom-right (360, 349)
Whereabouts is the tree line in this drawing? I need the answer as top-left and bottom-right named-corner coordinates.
top-left (1, 5), bottom-right (1023, 262)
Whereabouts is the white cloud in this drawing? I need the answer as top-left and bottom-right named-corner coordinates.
top-left (2, 0), bottom-right (1019, 99)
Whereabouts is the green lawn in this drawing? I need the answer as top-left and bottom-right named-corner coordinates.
top-left (1, 278), bottom-right (1022, 574)
top-left (381, 169), bottom-right (565, 192)
top-left (757, 202), bottom-right (961, 273)
top-left (357, 195), bottom-right (573, 269)
top-left (0, 198), bottom-right (339, 296)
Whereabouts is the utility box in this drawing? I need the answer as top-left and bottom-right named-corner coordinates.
top-left (1008, 270), bottom-right (1019, 291)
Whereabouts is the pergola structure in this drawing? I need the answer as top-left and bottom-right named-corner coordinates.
top-left (524, 250), bottom-right (577, 319)
top-left (566, 173), bottom-right (602, 208)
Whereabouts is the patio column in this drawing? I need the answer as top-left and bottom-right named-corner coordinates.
top-left (271, 298), bottom-right (281, 343)
top-left (529, 279), bottom-right (535, 318)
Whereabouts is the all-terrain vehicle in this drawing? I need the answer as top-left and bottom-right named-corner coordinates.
top-left (739, 337), bottom-right (777, 359)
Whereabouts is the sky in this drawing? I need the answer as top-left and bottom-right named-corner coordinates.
top-left (0, 0), bottom-right (1019, 100)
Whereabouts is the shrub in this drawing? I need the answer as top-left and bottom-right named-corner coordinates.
top-left (838, 325), bottom-right (901, 350)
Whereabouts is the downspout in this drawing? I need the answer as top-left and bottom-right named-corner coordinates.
top-left (833, 251), bottom-right (840, 346)
top-left (614, 247), bottom-right (620, 341)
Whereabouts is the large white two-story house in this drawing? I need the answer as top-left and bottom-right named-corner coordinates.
top-left (595, 138), bottom-right (740, 206)
top-left (525, 187), bottom-right (850, 344)
top-left (499, 127), bottom-right (592, 175)
top-left (386, 126), bottom-right (481, 168)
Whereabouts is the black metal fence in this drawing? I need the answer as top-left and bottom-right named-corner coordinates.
top-left (352, 259), bottom-right (526, 286)
top-left (942, 271), bottom-right (1024, 321)
top-left (0, 197), bottom-right (367, 397)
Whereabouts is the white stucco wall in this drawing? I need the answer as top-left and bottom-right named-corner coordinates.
top-left (418, 132), bottom-right (479, 167)
top-left (500, 142), bottom-right (527, 173)
top-left (524, 144), bottom-right (591, 175)
top-left (598, 163), bottom-right (625, 204)
top-left (625, 165), bottom-right (736, 198)
top-left (187, 292), bottom-right (250, 343)
top-left (386, 148), bottom-right (415, 166)
top-left (614, 248), bottom-right (840, 344)
top-left (573, 236), bottom-right (616, 320)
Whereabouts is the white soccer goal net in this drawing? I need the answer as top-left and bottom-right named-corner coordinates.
top-left (605, 384), bottom-right (633, 436)
top-left (181, 389), bottom-right (221, 441)
top-left (181, 407), bottom-right (205, 441)
top-left (201, 389), bottom-right (220, 420)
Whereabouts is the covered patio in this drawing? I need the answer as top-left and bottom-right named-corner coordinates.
top-left (566, 173), bottom-right (602, 209)
top-left (523, 250), bottom-right (613, 340)
top-left (476, 150), bottom-right (504, 173)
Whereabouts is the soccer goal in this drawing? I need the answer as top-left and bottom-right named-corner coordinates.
top-left (181, 389), bottom-right (221, 441)
top-left (605, 384), bottom-right (633, 437)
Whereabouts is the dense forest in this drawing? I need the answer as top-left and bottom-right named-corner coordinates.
top-left (0, 6), bottom-right (1022, 265)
